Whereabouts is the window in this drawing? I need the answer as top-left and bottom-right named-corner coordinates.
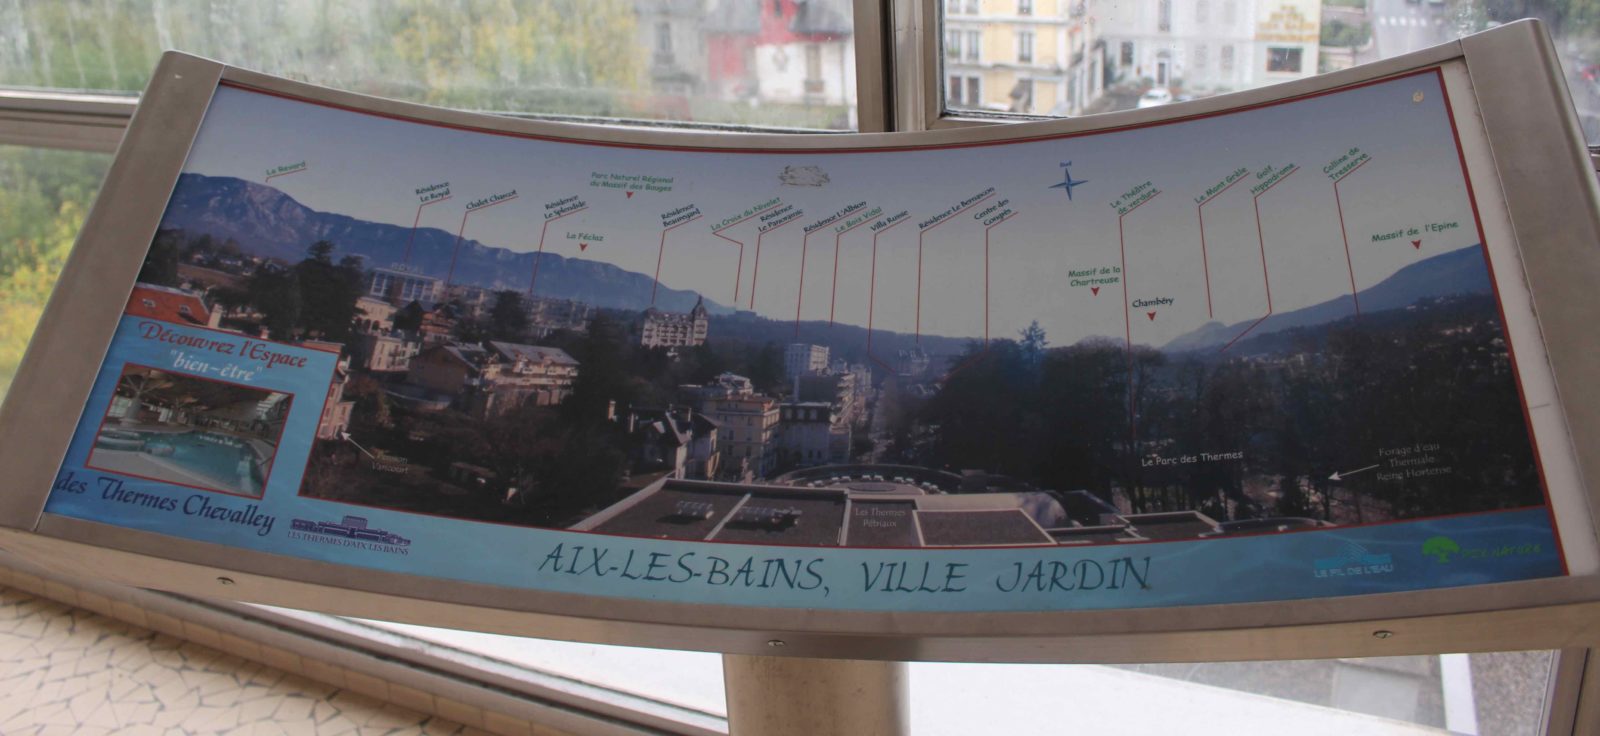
top-left (1267, 47), bottom-right (1303, 74)
top-left (948, 74), bottom-right (982, 108)
top-left (654, 21), bottom-right (674, 66)
top-left (0, 0), bottom-right (860, 131)
top-left (1010, 78), bottom-right (1034, 113)
top-left (4, 1), bottom-right (1600, 731)
top-left (805, 43), bottom-right (824, 94)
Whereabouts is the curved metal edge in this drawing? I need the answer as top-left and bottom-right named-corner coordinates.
top-left (0, 52), bottom-right (223, 530)
top-left (1460, 19), bottom-right (1600, 569)
top-left (209, 35), bottom-right (1465, 152)
top-left (4, 25), bottom-right (1600, 662)
top-left (14, 515), bottom-right (1600, 662)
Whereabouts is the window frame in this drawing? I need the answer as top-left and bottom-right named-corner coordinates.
top-left (2, 4), bottom-right (1600, 733)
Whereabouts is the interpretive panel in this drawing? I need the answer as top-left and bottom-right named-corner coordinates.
top-left (35, 63), bottom-right (1587, 611)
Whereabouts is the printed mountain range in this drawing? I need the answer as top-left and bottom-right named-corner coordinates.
top-left (159, 174), bottom-right (1492, 354)
top-left (158, 173), bottom-right (730, 315)
top-left (1162, 245), bottom-right (1493, 352)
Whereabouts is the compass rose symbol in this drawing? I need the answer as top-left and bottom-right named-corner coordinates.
top-left (1049, 161), bottom-right (1088, 201)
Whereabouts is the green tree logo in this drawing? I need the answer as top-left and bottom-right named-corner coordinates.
top-left (1422, 536), bottom-right (1461, 563)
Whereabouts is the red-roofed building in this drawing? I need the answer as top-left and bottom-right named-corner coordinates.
top-left (126, 283), bottom-right (218, 327)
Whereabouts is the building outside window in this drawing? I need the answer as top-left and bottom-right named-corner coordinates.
top-left (5, 1), bottom-right (1600, 733)
top-left (1267, 46), bottom-right (1302, 73)
top-left (1011, 78), bottom-right (1034, 112)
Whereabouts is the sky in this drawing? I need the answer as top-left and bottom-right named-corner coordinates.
top-left (175, 70), bottom-right (1485, 348)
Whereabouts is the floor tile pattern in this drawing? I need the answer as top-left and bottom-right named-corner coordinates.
top-left (0, 583), bottom-right (479, 735)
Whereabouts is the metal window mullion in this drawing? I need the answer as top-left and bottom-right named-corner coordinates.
top-left (1544, 648), bottom-right (1600, 736)
top-left (0, 90), bottom-right (136, 153)
top-left (853, 0), bottom-right (893, 132)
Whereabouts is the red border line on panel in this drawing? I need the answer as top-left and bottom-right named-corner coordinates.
top-left (866, 217), bottom-right (911, 373)
top-left (651, 214), bottom-right (702, 305)
top-left (1195, 175), bottom-right (1247, 320)
top-left (445, 193), bottom-right (519, 287)
top-left (829, 216), bottom-right (874, 326)
top-left (85, 360), bottom-right (297, 501)
top-left (710, 206), bottom-right (780, 305)
top-left (982, 211), bottom-right (1019, 345)
top-left (934, 208), bottom-right (1030, 382)
top-left (1331, 156), bottom-right (1372, 315)
top-left (305, 486), bottom-right (1554, 552)
top-left (795, 227), bottom-right (821, 336)
top-left (1220, 166), bottom-right (1299, 353)
top-left (1433, 67), bottom-right (1568, 573)
top-left (403, 195), bottom-right (452, 266)
top-left (527, 205), bottom-right (589, 297)
top-left (750, 215), bottom-right (799, 311)
top-left (1118, 190), bottom-right (1162, 447)
top-left (915, 192), bottom-right (996, 343)
top-left (220, 67), bottom-right (1568, 565)
top-left (221, 67), bottom-right (1442, 157)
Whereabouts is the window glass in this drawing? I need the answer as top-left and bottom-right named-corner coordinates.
top-left (912, 652), bottom-right (1555, 735)
top-left (0, 145), bottom-right (111, 401)
top-left (939, 0), bottom-right (1600, 141)
top-left (0, 0), bottom-right (859, 131)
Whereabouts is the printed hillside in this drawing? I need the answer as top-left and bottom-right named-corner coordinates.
top-left (156, 173), bottom-right (729, 315)
top-left (1162, 246), bottom-right (1494, 353)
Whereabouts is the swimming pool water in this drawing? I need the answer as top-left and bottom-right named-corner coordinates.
top-left (119, 430), bottom-right (263, 495)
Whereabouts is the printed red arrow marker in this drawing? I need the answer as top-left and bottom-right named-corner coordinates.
top-left (1091, 286), bottom-right (1100, 295)
top-left (1411, 239), bottom-right (1422, 249)
top-left (1146, 311), bottom-right (1157, 321)
top-left (579, 241), bottom-right (589, 252)
top-left (626, 191), bottom-right (634, 198)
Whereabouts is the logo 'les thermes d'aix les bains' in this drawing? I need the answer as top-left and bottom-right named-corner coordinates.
top-left (287, 515), bottom-right (411, 555)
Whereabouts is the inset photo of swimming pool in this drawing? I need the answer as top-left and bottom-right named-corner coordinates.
top-left (87, 364), bottom-right (291, 499)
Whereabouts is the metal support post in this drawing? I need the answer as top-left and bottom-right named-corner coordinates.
top-left (722, 653), bottom-right (909, 736)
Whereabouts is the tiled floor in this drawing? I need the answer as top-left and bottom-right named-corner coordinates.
top-left (0, 584), bottom-right (476, 735)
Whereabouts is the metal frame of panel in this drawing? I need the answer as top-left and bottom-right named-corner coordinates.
top-left (1, 24), bottom-right (1599, 682)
